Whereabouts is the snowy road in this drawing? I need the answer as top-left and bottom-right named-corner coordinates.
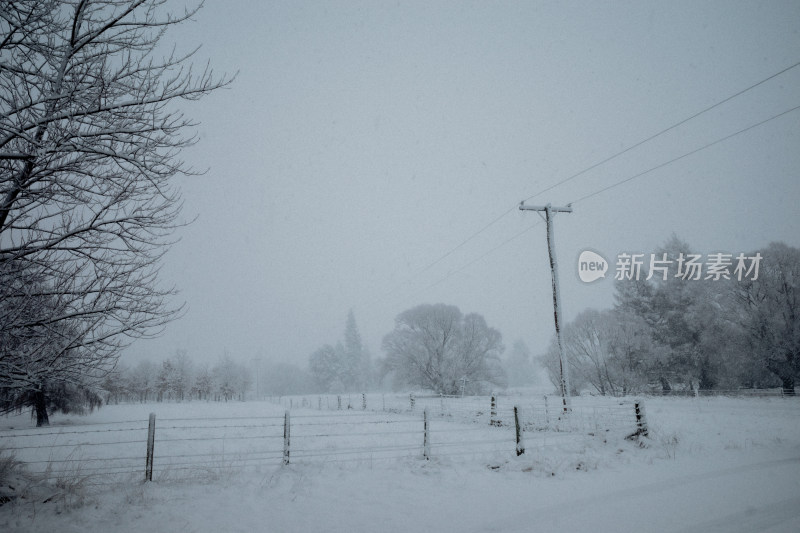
top-left (471, 453), bottom-right (800, 533)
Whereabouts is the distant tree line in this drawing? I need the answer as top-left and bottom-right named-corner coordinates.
top-left (539, 238), bottom-right (800, 396)
top-left (100, 350), bottom-right (317, 404)
top-left (101, 351), bottom-right (252, 404)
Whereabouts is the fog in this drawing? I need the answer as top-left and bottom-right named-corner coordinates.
top-left (123, 0), bottom-right (800, 370)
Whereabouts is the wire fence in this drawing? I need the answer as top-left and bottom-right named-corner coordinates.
top-left (269, 393), bottom-right (643, 435)
top-left (639, 388), bottom-right (797, 398)
top-left (0, 396), bottom-right (646, 489)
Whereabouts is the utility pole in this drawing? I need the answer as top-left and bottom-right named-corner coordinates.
top-left (519, 202), bottom-right (573, 412)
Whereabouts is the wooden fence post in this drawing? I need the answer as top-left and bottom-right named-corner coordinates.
top-left (362, 393), bottom-right (367, 410)
top-left (423, 408), bottom-right (430, 460)
top-left (283, 410), bottom-right (291, 465)
top-left (410, 393), bottom-right (415, 412)
top-left (490, 395), bottom-right (499, 426)
top-left (634, 400), bottom-right (648, 437)
top-left (337, 395), bottom-right (342, 410)
top-left (543, 395), bottom-right (550, 426)
top-left (514, 406), bottom-right (525, 456)
top-left (145, 412), bottom-right (156, 481)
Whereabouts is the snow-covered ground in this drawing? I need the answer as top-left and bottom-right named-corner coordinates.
top-left (2, 395), bottom-right (799, 532)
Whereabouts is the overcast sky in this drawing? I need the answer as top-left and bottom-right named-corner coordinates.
top-left (123, 0), bottom-right (800, 370)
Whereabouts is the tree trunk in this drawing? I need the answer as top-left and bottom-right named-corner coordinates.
top-left (781, 375), bottom-right (795, 396)
top-left (34, 388), bottom-right (49, 427)
top-left (698, 358), bottom-right (715, 391)
top-left (660, 376), bottom-right (671, 395)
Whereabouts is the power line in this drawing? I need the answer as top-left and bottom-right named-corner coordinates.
top-left (522, 58), bottom-right (800, 203)
top-left (363, 205), bottom-right (519, 307)
top-left (422, 221), bottom-right (541, 292)
top-left (392, 101), bottom-right (800, 304)
top-left (572, 102), bottom-right (800, 205)
top-left (417, 205), bottom-right (518, 275)
top-left (361, 60), bottom-right (800, 311)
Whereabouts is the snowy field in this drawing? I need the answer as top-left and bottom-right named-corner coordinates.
top-left (2, 394), bottom-right (799, 532)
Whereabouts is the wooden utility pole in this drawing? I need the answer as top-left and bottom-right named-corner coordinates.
top-left (519, 202), bottom-right (573, 412)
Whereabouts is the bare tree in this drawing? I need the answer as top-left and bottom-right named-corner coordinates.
top-left (382, 303), bottom-right (505, 395)
top-left (0, 0), bottom-right (232, 424)
top-left (557, 309), bottom-right (649, 396)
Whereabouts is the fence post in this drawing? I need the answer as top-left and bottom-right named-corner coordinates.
top-left (634, 400), bottom-right (648, 437)
top-left (337, 395), bottom-right (342, 410)
top-left (490, 395), bottom-right (498, 426)
top-left (318, 396), bottom-right (322, 410)
top-left (423, 408), bottom-right (430, 460)
top-left (362, 393), bottom-right (367, 410)
top-left (514, 406), bottom-right (525, 456)
top-left (145, 412), bottom-right (156, 481)
top-left (283, 410), bottom-right (291, 465)
top-left (543, 395), bottom-right (550, 426)
top-left (410, 393), bottom-right (415, 412)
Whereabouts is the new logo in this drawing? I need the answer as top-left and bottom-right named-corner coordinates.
top-left (578, 250), bottom-right (608, 283)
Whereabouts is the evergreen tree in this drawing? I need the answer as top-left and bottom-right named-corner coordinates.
top-left (344, 310), bottom-right (368, 391)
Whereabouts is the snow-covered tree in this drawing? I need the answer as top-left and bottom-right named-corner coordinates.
top-left (309, 344), bottom-right (343, 393)
top-left (0, 261), bottom-right (103, 424)
top-left (732, 242), bottom-right (800, 394)
top-left (382, 303), bottom-right (506, 395)
top-left (192, 363), bottom-right (213, 401)
top-left (308, 311), bottom-right (372, 393)
top-left (127, 360), bottom-right (157, 402)
top-left (212, 354), bottom-right (249, 401)
top-left (156, 350), bottom-right (193, 401)
top-left (540, 309), bottom-right (650, 396)
top-left (614, 235), bottom-right (730, 391)
top-left (343, 310), bottom-right (371, 391)
top-left (0, 0), bottom-right (230, 423)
